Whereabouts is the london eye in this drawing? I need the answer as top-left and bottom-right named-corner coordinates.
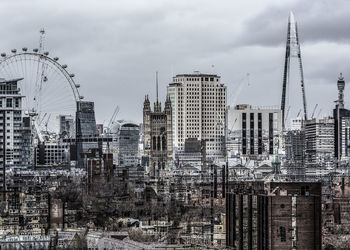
top-left (0, 30), bottom-right (83, 140)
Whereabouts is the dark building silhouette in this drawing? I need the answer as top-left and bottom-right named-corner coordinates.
top-left (118, 123), bottom-right (139, 167)
top-left (333, 74), bottom-right (350, 162)
top-left (226, 181), bottom-right (322, 250)
top-left (75, 101), bottom-right (99, 168)
top-left (285, 130), bottom-right (305, 165)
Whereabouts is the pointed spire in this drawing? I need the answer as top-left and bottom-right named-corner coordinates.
top-left (153, 72), bottom-right (162, 112)
top-left (289, 11), bottom-right (295, 24)
top-left (156, 71), bottom-right (159, 102)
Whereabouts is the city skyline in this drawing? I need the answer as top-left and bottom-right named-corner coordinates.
top-left (0, 0), bottom-right (349, 124)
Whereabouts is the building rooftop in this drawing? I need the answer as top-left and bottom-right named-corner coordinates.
top-left (232, 104), bottom-right (280, 111)
top-left (174, 71), bottom-right (220, 78)
top-left (0, 77), bottom-right (23, 84)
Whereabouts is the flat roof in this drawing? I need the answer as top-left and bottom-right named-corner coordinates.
top-left (0, 77), bottom-right (24, 84)
top-left (174, 73), bottom-right (220, 78)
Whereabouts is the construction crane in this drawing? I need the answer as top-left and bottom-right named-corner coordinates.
top-left (229, 118), bottom-right (238, 134)
top-left (311, 104), bottom-right (318, 119)
top-left (38, 113), bottom-right (47, 127)
top-left (107, 106), bottom-right (120, 133)
top-left (296, 109), bottom-right (302, 118)
top-left (284, 106), bottom-right (291, 125)
top-left (316, 108), bottom-right (322, 118)
top-left (44, 114), bottom-right (51, 133)
top-left (229, 73), bottom-right (250, 107)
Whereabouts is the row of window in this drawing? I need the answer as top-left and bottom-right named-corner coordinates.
top-left (174, 77), bottom-right (219, 82)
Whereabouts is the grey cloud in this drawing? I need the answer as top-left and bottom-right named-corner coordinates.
top-left (0, 0), bottom-right (349, 124)
top-left (239, 0), bottom-right (350, 47)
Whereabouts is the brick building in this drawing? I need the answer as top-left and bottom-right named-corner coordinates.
top-left (226, 181), bottom-right (322, 250)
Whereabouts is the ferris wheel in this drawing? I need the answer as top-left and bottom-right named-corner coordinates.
top-left (0, 30), bottom-right (83, 138)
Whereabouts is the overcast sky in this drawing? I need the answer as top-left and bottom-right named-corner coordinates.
top-left (0, 0), bottom-right (349, 125)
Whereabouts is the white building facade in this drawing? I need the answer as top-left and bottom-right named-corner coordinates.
top-left (226, 104), bottom-right (282, 158)
top-left (304, 117), bottom-right (335, 165)
top-left (167, 72), bottom-right (227, 161)
top-left (0, 78), bottom-right (24, 167)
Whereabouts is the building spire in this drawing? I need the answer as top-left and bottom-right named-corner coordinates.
top-left (156, 71), bottom-right (159, 102)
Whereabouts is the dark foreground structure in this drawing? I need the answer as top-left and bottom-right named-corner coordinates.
top-left (226, 181), bottom-right (322, 250)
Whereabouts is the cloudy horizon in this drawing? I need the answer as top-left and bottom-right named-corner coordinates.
top-left (0, 0), bottom-right (349, 125)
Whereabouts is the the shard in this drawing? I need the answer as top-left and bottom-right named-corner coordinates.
top-left (281, 12), bottom-right (308, 129)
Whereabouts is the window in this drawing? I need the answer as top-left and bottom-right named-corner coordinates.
top-left (6, 98), bottom-right (12, 108)
top-left (280, 226), bottom-right (286, 242)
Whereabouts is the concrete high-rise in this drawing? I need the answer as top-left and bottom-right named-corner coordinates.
top-left (304, 117), bottom-right (334, 166)
top-left (118, 123), bottom-right (140, 167)
top-left (0, 78), bottom-right (24, 191)
top-left (227, 104), bottom-right (282, 157)
top-left (167, 72), bottom-right (226, 161)
top-left (285, 129), bottom-right (305, 165)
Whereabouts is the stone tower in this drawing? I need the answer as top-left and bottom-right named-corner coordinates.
top-left (143, 95), bottom-right (173, 177)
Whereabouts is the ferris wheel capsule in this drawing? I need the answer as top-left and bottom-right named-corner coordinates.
top-left (1, 53), bottom-right (6, 57)
top-left (33, 48), bottom-right (38, 53)
top-left (53, 57), bottom-right (59, 61)
top-left (75, 84), bottom-right (80, 88)
top-left (11, 49), bottom-right (17, 53)
top-left (22, 47), bottom-right (28, 52)
top-left (62, 64), bottom-right (67, 68)
top-left (69, 73), bottom-right (75, 77)
top-left (79, 96), bottom-right (84, 99)
top-left (44, 52), bottom-right (49, 56)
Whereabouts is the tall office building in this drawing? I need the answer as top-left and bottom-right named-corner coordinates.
top-left (143, 95), bottom-right (172, 177)
top-left (304, 117), bottom-right (334, 165)
top-left (333, 74), bottom-right (350, 162)
top-left (0, 78), bottom-right (24, 191)
top-left (56, 115), bottom-right (75, 138)
top-left (118, 123), bottom-right (140, 167)
top-left (227, 104), bottom-right (282, 157)
top-left (285, 129), bottom-right (305, 165)
top-left (76, 101), bottom-right (99, 167)
top-left (167, 72), bottom-right (226, 161)
top-left (21, 117), bottom-right (32, 167)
